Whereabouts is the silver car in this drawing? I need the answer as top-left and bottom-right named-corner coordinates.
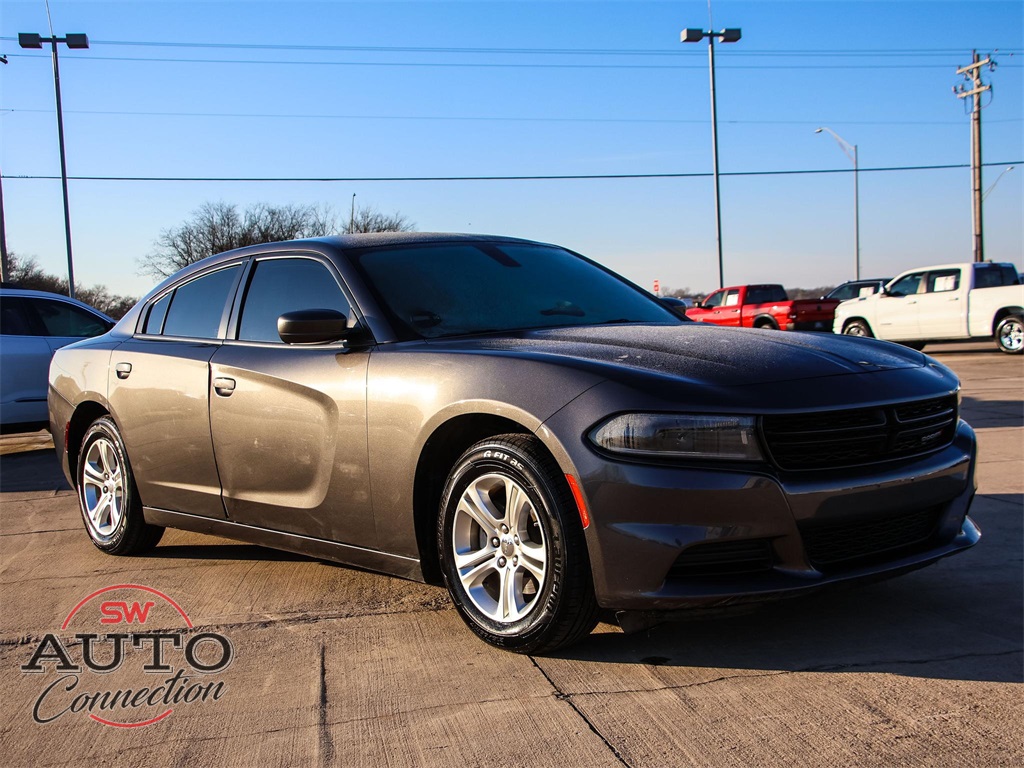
top-left (1, 287), bottom-right (113, 432)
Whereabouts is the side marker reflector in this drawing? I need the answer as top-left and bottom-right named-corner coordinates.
top-left (565, 474), bottom-right (590, 529)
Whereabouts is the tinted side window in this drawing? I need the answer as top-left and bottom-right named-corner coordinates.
top-left (702, 291), bottom-right (724, 308)
top-left (827, 284), bottom-right (858, 301)
top-left (162, 266), bottom-right (241, 339)
top-left (747, 286), bottom-right (787, 304)
top-left (143, 292), bottom-right (172, 334)
top-left (238, 258), bottom-right (351, 343)
top-left (925, 269), bottom-right (960, 293)
top-left (1, 297), bottom-right (35, 335)
top-left (32, 299), bottom-right (110, 337)
top-left (974, 264), bottom-right (1019, 289)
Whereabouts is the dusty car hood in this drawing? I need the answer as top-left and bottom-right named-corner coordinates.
top-left (429, 323), bottom-right (926, 387)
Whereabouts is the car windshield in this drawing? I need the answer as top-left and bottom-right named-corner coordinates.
top-left (346, 242), bottom-right (680, 339)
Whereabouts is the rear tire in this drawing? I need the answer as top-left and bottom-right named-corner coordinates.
top-left (842, 319), bottom-right (873, 338)
top-left (77, 417), bottom-right (164, 555)
top-left (995, 315), bottom-right (1023, 354)
top-left (437, 434), bottom-right (598, 654)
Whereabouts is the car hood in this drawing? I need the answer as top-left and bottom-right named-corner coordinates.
top-left (429, 323), bottom-right (926, 387)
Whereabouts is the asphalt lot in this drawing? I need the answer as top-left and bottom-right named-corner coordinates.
top-left (1, 340), bottom-right (1021, 767)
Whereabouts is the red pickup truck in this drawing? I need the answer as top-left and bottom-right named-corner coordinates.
top-left (685, 284), bottom-right (837, 331)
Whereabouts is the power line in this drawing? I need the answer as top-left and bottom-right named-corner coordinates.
top-left (4, 161), bottom-right (1020, 183)
top-left (5, 52), bottom-right (1020, 71)
top-left (3, 107), bottom-right (1019, 126)
top-left (2, 36), bottom-right (1020, 58)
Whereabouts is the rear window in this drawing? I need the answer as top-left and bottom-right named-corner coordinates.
top-left (31, 298), bottom-right (109, 337)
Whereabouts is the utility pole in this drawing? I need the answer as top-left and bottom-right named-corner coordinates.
top-left (19, 31), bottom-right (90, 297)
top-left (682, 26), bottom-right (741, 289)
top-left (0, 165), bottom-right (8, 284)
top-left (954, 51), bottom-right (995, 264)
top-left (0, 55), bottom-right (8, 283)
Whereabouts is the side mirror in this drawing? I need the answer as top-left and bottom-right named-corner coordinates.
top-left (277, 308), bottom-right (351, 345)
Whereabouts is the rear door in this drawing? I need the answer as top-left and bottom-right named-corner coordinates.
top-left (0, 297), bottom-right (52, 425)
top-left (109, 263), bottom-right (244, 518)
top-left (916, 268), bottom-right (966, 338)
top-left (208, 254), bottom-right (375, 547)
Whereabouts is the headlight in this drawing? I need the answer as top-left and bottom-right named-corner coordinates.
top-left (589, 413), bottom-right (763, 461)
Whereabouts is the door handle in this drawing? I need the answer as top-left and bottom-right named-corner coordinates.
top-left (213, 377), bottom-right (236, 396)
top-left (115, 362), bottom-right (132, 380)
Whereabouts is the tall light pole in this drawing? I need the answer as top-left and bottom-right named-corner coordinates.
top-left (815, 127), bottom-right (860, 280)
top-left (682, 26), bottom-right (741, 289)
top-left (19, 31), bottom-right (89, 298)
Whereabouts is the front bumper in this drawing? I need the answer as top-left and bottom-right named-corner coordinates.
top-left (565, 419), bottom-right (978, 611)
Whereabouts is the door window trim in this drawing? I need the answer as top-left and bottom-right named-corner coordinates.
top-left (134, 261), bottom-right (247, 341)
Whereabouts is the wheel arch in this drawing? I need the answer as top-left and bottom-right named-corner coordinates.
top-left (991, 306), bottom-right (1023, 336)
top-left (842, 316), bottom-right (873, 334)
top-left (411, 414), bottom-right (536, 584)
top-left (66, 401), bottom-right (112, 489)
top-left (752, 314), bottom-right (779, 329)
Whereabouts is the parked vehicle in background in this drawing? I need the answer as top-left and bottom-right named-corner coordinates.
top-left (824, 278), bottom-right (892, 302)
top-left (834, 262), bottom-right (1023, 354)
top-left (658, 296), bottom-right (695, 317)
top-left (48, 233), bottom-right (980, 653)
top-left (685, 284), bottom-right (836, 331)
top-left (1, 288), bottom-right (114, 432)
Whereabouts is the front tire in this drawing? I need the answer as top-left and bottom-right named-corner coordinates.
top-left (77, 417), bottom-right (164, 555)
top-left (842, 319), bottom-right (873, 338)
top-left (995, 315), bottom-right (1023, 354)
top-left (437, 434), bottom-right (598, 653)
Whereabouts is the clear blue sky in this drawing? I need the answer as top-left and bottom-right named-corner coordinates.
top-left (2, 0), bottom-right (1021, 299)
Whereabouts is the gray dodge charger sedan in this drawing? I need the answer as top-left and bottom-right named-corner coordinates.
top-left (48, 233), bottom-right (979, 653)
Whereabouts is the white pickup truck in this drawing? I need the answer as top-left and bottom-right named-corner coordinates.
top-left (833, 262), bottom-right (1023, 354)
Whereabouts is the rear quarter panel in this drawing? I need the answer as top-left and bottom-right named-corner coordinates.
top-left (967, 284), bottom-right (1024, 337)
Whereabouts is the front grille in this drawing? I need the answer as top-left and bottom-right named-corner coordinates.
top-left (762, 395), bottom-right (957, 471)
top-left (799, 505), bottom-right (943, 572)
top-left (667, 539), bottom-right (775, 579)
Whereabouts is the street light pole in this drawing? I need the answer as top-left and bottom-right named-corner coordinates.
top-left (19, 31), bottom-right (89, 298)
top-left (682, 26), bottom-right (741, 290)
top-left (815, 127), bottom-right (861, 280)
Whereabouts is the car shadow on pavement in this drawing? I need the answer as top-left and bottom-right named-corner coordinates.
top-left (147, 543), bottom-right (313, 562)
top-left (0, 449), bottom-right (71, 493)
top-left (960, 397), bottom-right (1024, 429)
top-left (558, 493), bottom-right (1023, 685)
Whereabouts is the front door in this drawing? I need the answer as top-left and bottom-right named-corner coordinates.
top-left (209, 255), bottom-right (376, 548)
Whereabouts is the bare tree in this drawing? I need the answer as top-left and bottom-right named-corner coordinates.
top-left (3, 252), bottom-right (138, 318)
top-left (344, 206), bottom-right (415, 234)
top-left (140, 201), bottom-right (415, 278)
top-left (140, 201), bottom-right (332, 278)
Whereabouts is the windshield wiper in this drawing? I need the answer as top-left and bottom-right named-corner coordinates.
top-left (539, 302), bottom-right (585, 317)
